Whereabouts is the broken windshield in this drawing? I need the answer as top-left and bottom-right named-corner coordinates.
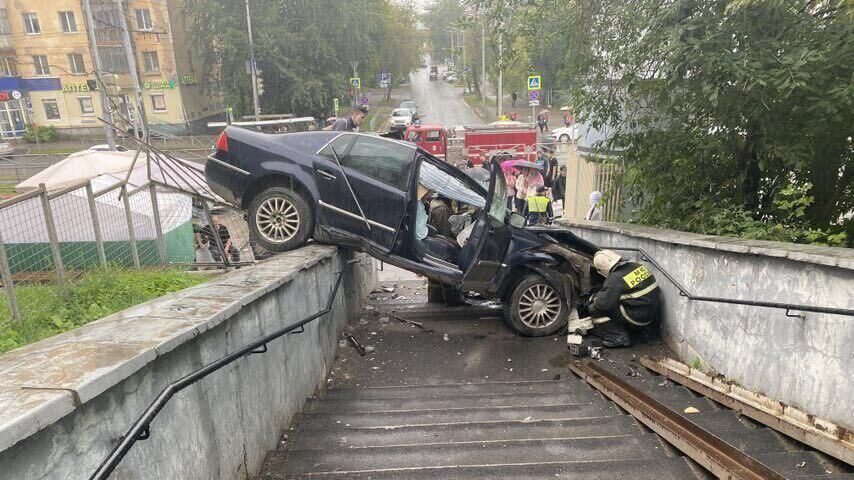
top-left (488, 166), bottom-right (507, 222)
top-left (418, 160), bottom-right (486, 208)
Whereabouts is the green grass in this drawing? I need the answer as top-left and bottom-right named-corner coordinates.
top-left (0, 183), bottom-right (16, 197)
top-left (0, 267), bottom-right (213, 353)
top-left (463, 92), bottom-right (496, 107)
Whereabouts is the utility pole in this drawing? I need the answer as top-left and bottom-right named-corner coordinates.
top-left (82, 0), bottom-right (115, 150)
top-left (481, 18), bottom-right (486, 103)
top-left (245, 0), bottom-right (261, 121)
top-left (497, 32), bottom-right (503, 118)
top-left (115, 0), bottom-right (148, 139)
top-left (351, 59), bottom-right (359, 107)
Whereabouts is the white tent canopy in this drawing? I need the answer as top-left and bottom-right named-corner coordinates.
top-left (15, 150), bottom-right (141, 193)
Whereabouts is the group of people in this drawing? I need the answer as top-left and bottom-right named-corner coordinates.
top-left (502, 147), bottom-right (567, 226)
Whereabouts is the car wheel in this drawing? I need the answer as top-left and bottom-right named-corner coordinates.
top-left (559, 134), bottom-right (569, 143)
top-left (504, 273), bottom-right (568, 337)
top-left (248, 187), bottom-right (313, 252)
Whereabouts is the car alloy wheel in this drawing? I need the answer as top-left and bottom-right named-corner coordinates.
top-left (560, 134), bottom-right (569, 143)
top-left (255, 197), bottom-right (300, 243)
top-left (517, 283), bottom-right (563, 329)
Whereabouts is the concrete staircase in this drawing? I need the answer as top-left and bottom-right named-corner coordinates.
top-left (255, 379), bottom-right (703, 479)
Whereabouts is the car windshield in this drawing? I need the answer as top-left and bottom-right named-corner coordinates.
top-left (392, 109), bottom-right (410, 117)
top-left (487, 167), bottom-right (507, 222)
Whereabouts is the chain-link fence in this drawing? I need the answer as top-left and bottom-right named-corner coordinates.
top-left (0, 177), bottom-right (254, 323)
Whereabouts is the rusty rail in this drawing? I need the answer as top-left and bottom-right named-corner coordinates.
top-left (642, 356), bottom-right (854, 466)
top-left (568, 360), bottom-right (786, 480)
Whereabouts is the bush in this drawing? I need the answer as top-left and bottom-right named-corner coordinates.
top-left (0, 267), bottom-right (212, 353)
top-left (23, 124), bottom-right (57, 143)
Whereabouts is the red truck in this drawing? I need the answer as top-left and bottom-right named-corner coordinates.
top-left (403, 122), bottom-right (543, 167)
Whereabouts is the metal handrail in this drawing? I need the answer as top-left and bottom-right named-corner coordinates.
top-left (89, 257), bottom-right (361, 480)
top-left (610, 247), bottom-right (854, 318)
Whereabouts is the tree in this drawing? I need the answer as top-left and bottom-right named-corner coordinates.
top-left (470, 0), bottom-right (853, 246)
top-left (183, 0), bottom-right (421, 118)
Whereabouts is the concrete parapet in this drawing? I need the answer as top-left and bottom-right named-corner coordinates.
top-left (557, 219), bottom-right (853, 430)
top-left (0, 245), bottom-right (376, 479)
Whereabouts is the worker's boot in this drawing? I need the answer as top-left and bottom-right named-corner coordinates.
top-left (587, 321), bottom-right (632, 348)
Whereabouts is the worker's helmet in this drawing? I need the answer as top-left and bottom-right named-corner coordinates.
top-left (593, 250), bottom-right (622, 277)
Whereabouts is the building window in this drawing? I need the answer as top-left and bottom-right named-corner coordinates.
top-left (33, 55), bottom-right (50, 76)
top-left (150, 93), bottom-right (166, 112)
top-left (135, 9), bottom-right (152, 31)
top-left (142, 51), bottom-right (159, 74)
top-left (23, 13), bottom-right (41, 34)
top-left (98, 46), bottom-right (128, 73)
top-left (68, 53), bottom-right (85, 74)
top-left (42, 99), bottom-right (61, 120)
top-left (58, 11), bottom-right (77, 32)
top-left (93, 5), bottom-right (121, 42)
top-left (0, 9), bottom-right (11, 35)
top-left (0, 57), bottom-right (17, 77)
top-left (78, 97), bottom-right (95, 115)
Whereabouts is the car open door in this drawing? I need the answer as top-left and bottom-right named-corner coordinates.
top-left (459, 160), bottom-right (512, 293)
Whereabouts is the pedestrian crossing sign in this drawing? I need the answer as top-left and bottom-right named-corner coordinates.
top-left (527, 75), bottom-right (542, 91)
top-left (350, 77), bottom-right (361, 89)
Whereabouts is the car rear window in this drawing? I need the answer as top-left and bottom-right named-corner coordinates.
top-left (392, 109), bottom-right (410, 116)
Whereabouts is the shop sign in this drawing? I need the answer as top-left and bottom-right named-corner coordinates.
top-left (143, 76), bottom-right (198, 90)
top-left (63, 83), bottom-right (92, 93)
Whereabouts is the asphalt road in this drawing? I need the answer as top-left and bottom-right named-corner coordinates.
top-left (408, 65), bottom-right (481, 127)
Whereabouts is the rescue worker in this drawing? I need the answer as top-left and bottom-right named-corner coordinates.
top-left (525, 185), bottom-right (552, 225)
top-left (568, 250), bottom-right (660, 347)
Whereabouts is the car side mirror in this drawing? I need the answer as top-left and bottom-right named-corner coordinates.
top-left (510, 211), bottom-right (526, 228)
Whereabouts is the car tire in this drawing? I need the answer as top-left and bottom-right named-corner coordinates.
top-left (504, 273), bottom-right (568, 337)
top-left (559, 134), bottom-right (569, 143)
top-left (248, 187), bottom-right (313, 253)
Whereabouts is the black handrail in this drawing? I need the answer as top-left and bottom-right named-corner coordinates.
top-left (609, 247), bottom-right (853, 318)
top-left (89, 257), bottom-right (362, 480)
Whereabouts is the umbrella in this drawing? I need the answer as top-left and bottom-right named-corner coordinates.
top-left (502, 160), bottom-right (543, 171)
top-left (500, 160), bottom-right (522, 173)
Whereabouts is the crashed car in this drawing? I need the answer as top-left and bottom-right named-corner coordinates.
top-left (205, 128), bottom-right (604, 336)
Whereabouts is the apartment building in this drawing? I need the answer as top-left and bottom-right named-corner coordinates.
top-left (0, 0), bottom-right (223, 139)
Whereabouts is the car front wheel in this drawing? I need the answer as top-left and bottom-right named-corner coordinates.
top-left (559, 134), bottom-right (569, 143)
top-left (504, 273), bottom-right (568, 337)
top-left (248, 186), bottom-right (313, 252)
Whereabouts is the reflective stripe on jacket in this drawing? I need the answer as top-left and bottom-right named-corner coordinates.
top-left (527, 195), bottom-right (550, 213)
top-left (589, 261), bottom-right (660, 327)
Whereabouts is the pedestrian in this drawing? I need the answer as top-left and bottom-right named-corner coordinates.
top-left (543, 149), bottom-right (558, 188)
top-left (553, 165), bottom-right (567, 204)
top-left (324, 106), bottom-right (368, 132)
top-left (567, 250), bottom-right (661, 348)
top-left (536, 112), bottom-right (546, 134)
top-left (543, 109), bottom-right (551, 131)
top-left (585, 191), bottom-right (603, 221)
top-left (511, 90), bottom-right (518, 107)
top-left (504, 167), bottom-right (519, 211)
top-left (524, 185), bottom-right (553, 225)
top-left (515, 166), bottom-right (544, 213)
top-left (535, 147), bottom-right (549, 173)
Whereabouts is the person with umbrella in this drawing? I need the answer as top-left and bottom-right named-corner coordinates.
top-left (513, 162), bottom-right (545, 213)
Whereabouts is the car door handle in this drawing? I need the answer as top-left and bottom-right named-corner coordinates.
top-left (317, 170), bottom-right (337, 181)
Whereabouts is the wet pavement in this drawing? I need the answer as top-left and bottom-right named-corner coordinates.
top-left (408, 62), bottom-right (481, 128)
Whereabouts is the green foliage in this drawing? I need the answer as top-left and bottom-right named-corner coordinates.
top-left (183, 0), bottom-right (422, 119)
top-left (0, 268), bottom-right (211, 354)
top-left (23, 125), bottom-right (57, 143)
top-left (470, 0), bottom-right (853, 247)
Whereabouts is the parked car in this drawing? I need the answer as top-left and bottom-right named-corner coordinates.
top-left (551, 126), bottom-right (580, 143)
top-left (399, 100), bottom-right (418, 118)
top-left (389, 108), bottom-right (414, 131)
top-left (206, 128), bottom-right (606, 337)
top-left (446, 73), bottom-right (458, 82)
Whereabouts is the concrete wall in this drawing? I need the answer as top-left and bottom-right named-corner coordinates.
top-left (557, 219), bottom-right (854, 429)
top-left (0, 245), bottom-right (375, 480)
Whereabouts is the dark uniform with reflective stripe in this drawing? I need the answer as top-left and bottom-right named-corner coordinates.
top-left (588, 262), bottom-right (660, 327)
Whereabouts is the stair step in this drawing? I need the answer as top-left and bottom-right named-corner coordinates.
top-left (271, 434), bottom-right (672, 475)
top-left (257, 457), bottom-right (700, 479)
top-left (304, 391), bottom-right (598, 414)
top-left (289, 415), bottom-right (639, 450)
top-left (322, 380), bottom-right (585, 399)
top-left (294, 402), bottom-right (618, 430)
top-left (685, 410), bottom-right (796, 454)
